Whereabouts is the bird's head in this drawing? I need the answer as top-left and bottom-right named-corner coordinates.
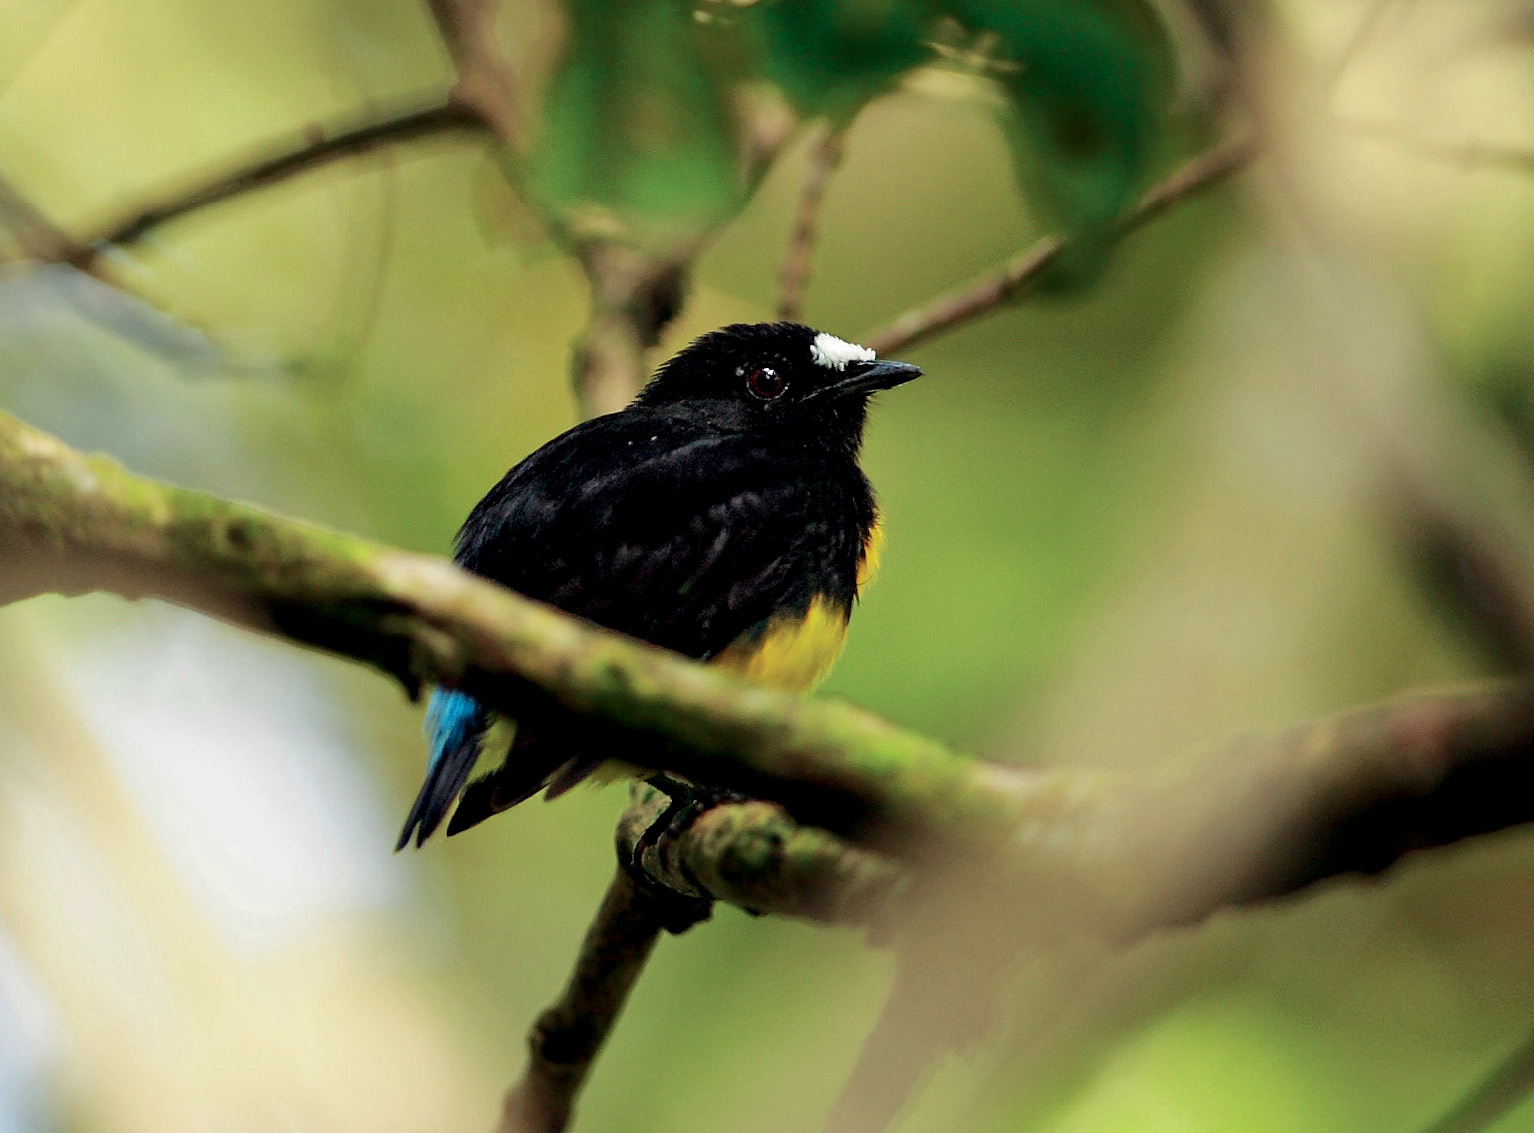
top-left (635, 322), bottom-right (921, 449)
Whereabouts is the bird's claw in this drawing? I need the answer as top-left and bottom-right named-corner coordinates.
top-left (618, 773), bottom-right (748, 933)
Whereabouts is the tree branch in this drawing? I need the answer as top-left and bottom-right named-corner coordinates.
top-left (69, 98), bottom-right (487, 270)
top-left (862, 136), bottom-right (1256, 357)
top-left (498, 870), bottom-right (664, 1133)
top-left (777, 125), bottom-right (845, 322)
top-left (1097, 683), bottom-right (1534, 938)
top-left (606, 679), bottom-right (1534, 945)
top-left (596, 683), bottom-right (1534, 1129)
top-left (0, 169), bottom-right (89, 266)
top-left (568, 242), bottom-right (689, 417)
top-left (823, 684), bottom-right (1534, 1130)
top-left (0, 97), bottom-right (487, 274)
top-left (1340, 119), bottom-right (1534, 173)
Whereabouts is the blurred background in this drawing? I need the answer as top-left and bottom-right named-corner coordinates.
top-left (2, 0), bottom-right (1534, 1129)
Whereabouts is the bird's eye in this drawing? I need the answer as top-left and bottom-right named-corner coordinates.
top-left (746, 366), bottom-right (786, 401)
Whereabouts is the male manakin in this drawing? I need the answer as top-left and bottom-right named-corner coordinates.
top-left (398, 321), bottom-right (921, 848)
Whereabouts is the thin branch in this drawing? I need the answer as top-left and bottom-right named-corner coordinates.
top-left (569, 242), bottom-right (689, 418)
top-left (425, 0), bottom-right (682, 415)
top-left (1322, 0), bottom-right (1402, 97)
top-left (499, 871), bottom-right (665, 1133)
top-left (0, 169), bottom-right (88, 266)
top-left (863, 136), bottom-right (1256, 357)
top-left (777, 125), bottom-right (845, 321)
top-left (1367, 347), bottom-right (1534, 667)
top-left (65, 97), bottom-right (487, 270)
top-left (1340, 118), bottom-right (1534, 173)
top-left (1390, 473), bottom-right (1534, 669)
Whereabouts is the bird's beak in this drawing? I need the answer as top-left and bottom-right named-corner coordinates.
top-left (814, 359), bottom-right (923, 402)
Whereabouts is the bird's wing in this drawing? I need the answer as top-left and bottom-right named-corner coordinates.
top-left (458, 410), bottom-right (867, 656)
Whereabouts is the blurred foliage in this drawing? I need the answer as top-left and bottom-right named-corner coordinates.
top-left (743, 0), bottom-right (1171, 236)
top-left (526, 0), bottom-right (1170, 252)
top-left (0, 1), bottom-right (1533, 1132)
top-left (527, 0), bottom-right (742, 240)
top-left (745, 0), bottom-right (933, 121)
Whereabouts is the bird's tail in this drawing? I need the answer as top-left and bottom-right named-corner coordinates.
top-left (397, 688), bottom-right (486, 850)
top-left (444, 727), bottom-right (575, 836)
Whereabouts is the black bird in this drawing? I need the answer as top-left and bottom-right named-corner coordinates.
top-left (398, 321), bottom-right (921, 848)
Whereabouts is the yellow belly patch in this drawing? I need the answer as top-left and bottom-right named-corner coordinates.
top-left (710, 595), bottom-right (851, 693)
top-left (858, 515), bottom-right (884, 592)
top-left (483, 524), bottom-right (882, 797)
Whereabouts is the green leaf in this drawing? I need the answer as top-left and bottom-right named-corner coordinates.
top-left (526, 0), bottom-right (1171, 268)
top-left (743, 0), bottom-right (933, 123)
top-left (952, 0), bottom-right (1173, 240)
top-left (527, 0), bottom-right (742, 242)
top-left (745, 0), bottom-right (1171, 278)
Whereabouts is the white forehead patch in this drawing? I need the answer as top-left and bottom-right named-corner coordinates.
top-left (810, 332), bottom-right (876, 371)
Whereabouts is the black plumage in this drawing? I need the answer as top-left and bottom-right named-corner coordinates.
top-left (399, 321), bottom-right (920, 848)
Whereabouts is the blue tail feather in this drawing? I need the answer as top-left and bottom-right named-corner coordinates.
top-left (397, 689), bottom-right (486, 849)
top-left (425, 688), bottom-right (483, 772)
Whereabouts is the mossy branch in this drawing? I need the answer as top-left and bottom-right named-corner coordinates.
top-left (8, 407), bottom-right (1534, 1128)
top-left (605, 679), bottom-right (1534, 948)
top-left (6, 407), bottom-right (1534, 903)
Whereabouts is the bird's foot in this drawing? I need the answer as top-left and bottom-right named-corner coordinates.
top-left (619, 773), bottom-right (749, 933)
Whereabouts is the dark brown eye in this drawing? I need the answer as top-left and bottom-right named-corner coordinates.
top-left (746, 366), bottom-right (786, 400)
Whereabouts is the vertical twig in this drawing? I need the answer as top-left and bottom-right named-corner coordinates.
top-left (427, 0), bottom-right (525, 149)
top-left (1322, 0), bottom-right (1403, 97)
top-left (777, 125), bottom-right (845, 322)
top-left (499, 871), bottom-right (667, 1133)
top-left (570, 243), bottom-right (688, 418)
top-left (564, 93), bottom-right (800, 417)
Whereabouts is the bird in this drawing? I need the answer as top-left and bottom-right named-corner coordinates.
top-left (397, 321), bottom-right (921, 849)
